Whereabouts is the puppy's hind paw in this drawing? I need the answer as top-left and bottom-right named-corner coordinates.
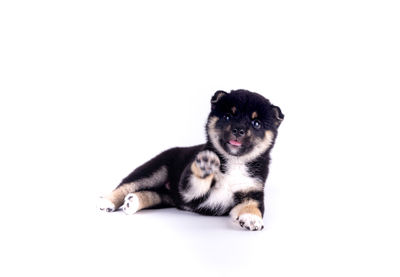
top-left (122, 193), bottom-right (140, 215)
top-left (97, 197), bottom-right (115, 212)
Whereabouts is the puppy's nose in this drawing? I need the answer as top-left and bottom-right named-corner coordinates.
top-left (232, 127), bottom-right (245, 137)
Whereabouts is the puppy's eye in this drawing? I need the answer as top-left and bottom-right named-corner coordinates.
top-left (252, 120), bottom-right (262, 129)
top-left (223, 113), bottom-right (232, 121)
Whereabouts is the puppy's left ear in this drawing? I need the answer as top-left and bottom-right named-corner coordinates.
top-left (272, 105), bottom-right (284, 127)
top-left (211, 90), bottom-right (227, 110)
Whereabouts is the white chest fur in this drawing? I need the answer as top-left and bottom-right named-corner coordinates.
top-left (198, 159), bottom-right (263, 213)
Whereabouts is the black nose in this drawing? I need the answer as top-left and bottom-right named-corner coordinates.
top-left (232, 127), bottom-right (245, 137)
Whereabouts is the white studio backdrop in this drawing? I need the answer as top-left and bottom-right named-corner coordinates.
top-left (0, 1), bottom-right (399, 276)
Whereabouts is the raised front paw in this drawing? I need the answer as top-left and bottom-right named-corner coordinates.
top-left (192, 150), bottom-right (220, 178)
top-left (235, 213), bottom-right (264, 231)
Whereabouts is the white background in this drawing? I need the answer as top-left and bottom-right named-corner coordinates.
top-left (1, 1), bottom-right (399, 276)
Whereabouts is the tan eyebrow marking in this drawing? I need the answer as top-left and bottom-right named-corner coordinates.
top-left (231, 106), bottom-right (237, 114)
top-left (252, 111), bottom-right (258, 119)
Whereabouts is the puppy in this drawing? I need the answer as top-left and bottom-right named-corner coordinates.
top-left (98, 89), bottom-right (284, 231)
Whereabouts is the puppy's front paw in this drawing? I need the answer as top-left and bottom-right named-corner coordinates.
top-left (122, 193), bottom-right (140, 215)
top-left (192, 150), bottom-right (220, 178)
top-left (98, 197), bottom-right (115, 212)
top-left (235, 213), bottom-right (264, 231)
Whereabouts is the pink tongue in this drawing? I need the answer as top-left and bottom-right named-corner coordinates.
top-left (229, 140), bottom-right (242, 146)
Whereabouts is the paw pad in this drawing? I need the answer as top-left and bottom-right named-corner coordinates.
top-left (194, 150), bottom-right (220, 177)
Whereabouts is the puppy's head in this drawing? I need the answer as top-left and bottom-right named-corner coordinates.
top-left (206, 90), bottom-right (284, 159)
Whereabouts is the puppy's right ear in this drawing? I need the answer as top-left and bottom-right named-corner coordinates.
top-left (211, 90), bottom-right (227, 110)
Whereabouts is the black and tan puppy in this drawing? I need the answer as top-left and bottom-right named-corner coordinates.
top-left (98, 89), bottom-right (284, 231)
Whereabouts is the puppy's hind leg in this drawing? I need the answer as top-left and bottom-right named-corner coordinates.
top-left (99, 166), bottom-right (168, 212)
top-left (99, 149), bottom-right (174, 212)
top-left (121, 191), bottom-right (173, 215)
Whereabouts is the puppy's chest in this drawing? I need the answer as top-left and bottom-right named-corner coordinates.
top-left (218, 162), bottom-right (254, 192)
top-left (199, 161), bottom-right (260, 211)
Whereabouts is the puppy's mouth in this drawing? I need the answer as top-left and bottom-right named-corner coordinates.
top-left (228, 140), bottom-right (242, 147)
top-left (225, 138), bottom-right (245, 156)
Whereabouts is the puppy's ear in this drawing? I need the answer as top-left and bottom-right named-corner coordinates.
top-left (211, 90), bottom-right (227, 109)
top-left (272, 105), bottom-right (284, 127)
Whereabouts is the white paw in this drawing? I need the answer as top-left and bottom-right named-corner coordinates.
top-left (235, 213), bottom-right (264, 231)
top-left (122, 193), bottom-right (140, 215)
top-left (97, 197), bottom-right (115, 212)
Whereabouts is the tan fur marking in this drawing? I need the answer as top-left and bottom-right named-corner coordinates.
top-left (252, 111), bottom-right (258, 119)
top-left (231, 106), bottom-right (237, 114)
top-left (230, 199), bottom-right (262, 219)
top-left (135, 191), bottom-right (162, 210)
top-left (191, 161), bottom-right (203, 178)
top-left (238, 203), bottom-right (262, 218)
